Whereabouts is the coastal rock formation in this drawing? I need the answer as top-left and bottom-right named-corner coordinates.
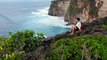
top-left (24, 16), bottom-right (107, 60)
top-left (49, 0), bottom-right (107, 23)
top-left (48, 0), bottom-right (70, 16)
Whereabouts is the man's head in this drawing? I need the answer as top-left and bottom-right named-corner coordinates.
top-left (77, 18), bottom-right (80, 21)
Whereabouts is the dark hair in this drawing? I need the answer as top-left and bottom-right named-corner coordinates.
top-left (77, 18), bottom-right (80, 21)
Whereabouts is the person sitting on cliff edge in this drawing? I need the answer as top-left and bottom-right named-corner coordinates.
top-left (70, 18), bottom-right (82, 34)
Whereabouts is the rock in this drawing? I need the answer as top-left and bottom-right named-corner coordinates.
top-left (49, 0), bottom-right (107, 23)
top-left (102, 31), bottom-right (107, 35)
top-left (48, 0), bottom-right (70, 16)
top-left (23, 16), bottom-right (107, 60)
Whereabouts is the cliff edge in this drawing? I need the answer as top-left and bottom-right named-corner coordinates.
top-left (48, 0), bottom-right (107, 23)
top-left (48, 0), bottom-right (70, 16)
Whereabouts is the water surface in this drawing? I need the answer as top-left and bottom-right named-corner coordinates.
top-left (0, 1), bottom-right (68, 37)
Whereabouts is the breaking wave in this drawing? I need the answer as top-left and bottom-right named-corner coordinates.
top-left (31, 7), bottom-right (71, 28)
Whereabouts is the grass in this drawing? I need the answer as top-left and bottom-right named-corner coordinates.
top-left (102, 24), bottom-right (107, 30)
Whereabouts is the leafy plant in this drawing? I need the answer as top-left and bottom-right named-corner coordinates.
top-left (102, 24), bottom-right (107, 30)
top-left (0, 30), bottom-right (45, 60)
top-left (48, 34), bottom-right (107, 60)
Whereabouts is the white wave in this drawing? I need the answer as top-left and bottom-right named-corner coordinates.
top-left (31, 7), bottom-right (71, 28)
top-left (38, 16), bottom-right (71, 28)
top-left (31, 7), bottom-right (49, 16)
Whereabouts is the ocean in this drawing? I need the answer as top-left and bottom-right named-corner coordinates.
top-left (0, 0), bottom-right (69, 37)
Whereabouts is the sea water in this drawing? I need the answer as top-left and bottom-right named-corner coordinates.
top-left (0, 0), bottom-right (69, 37)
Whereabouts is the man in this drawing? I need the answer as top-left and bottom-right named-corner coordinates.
top-left (70, 18), bottom-right (81, 34)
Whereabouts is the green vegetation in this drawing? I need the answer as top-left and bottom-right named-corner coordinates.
top-left (88, 0), bottom-right (98, 16)
top-left (0, 18), bottom-right (107, 60)
top-left (102, 18), bottom-right (107, 30)
top-left (48, 34), bottom-right (107, 60)
top-left (0, 30), bottom-right (45, 60)
top-left (68, 6), bottom-right (83, 16)
top-left (102, 24), bottom-right (107, 30)
top-left (67, 0), bottom-right (98, 18)
top-left (67, 0), bottom-right (83, 16)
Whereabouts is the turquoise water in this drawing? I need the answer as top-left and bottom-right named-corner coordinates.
top-left (0, 1), bottom-right (68, 37)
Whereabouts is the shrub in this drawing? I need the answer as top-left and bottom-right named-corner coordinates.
top-left (102, 24), bottom-right (107, 30)
top-left (0, 30), bottom-right (44, 60)
top-left (48, 34), bottom-right (107, 60)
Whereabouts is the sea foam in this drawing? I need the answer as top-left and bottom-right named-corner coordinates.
top-left (31, 7), bottom-right (71, 28)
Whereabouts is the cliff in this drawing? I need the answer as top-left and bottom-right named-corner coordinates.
top-left (48, 0), bottom-right (107, 23)
top-left (24, 16), bottom-right (107, 60)
top-left (48, 0), bottom-right (70, 16)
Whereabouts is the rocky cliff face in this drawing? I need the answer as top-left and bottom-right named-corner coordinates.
top-left (49, 0), bottom-right (107, 24)
top-left (48, 0), bottom-right (70, 16)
